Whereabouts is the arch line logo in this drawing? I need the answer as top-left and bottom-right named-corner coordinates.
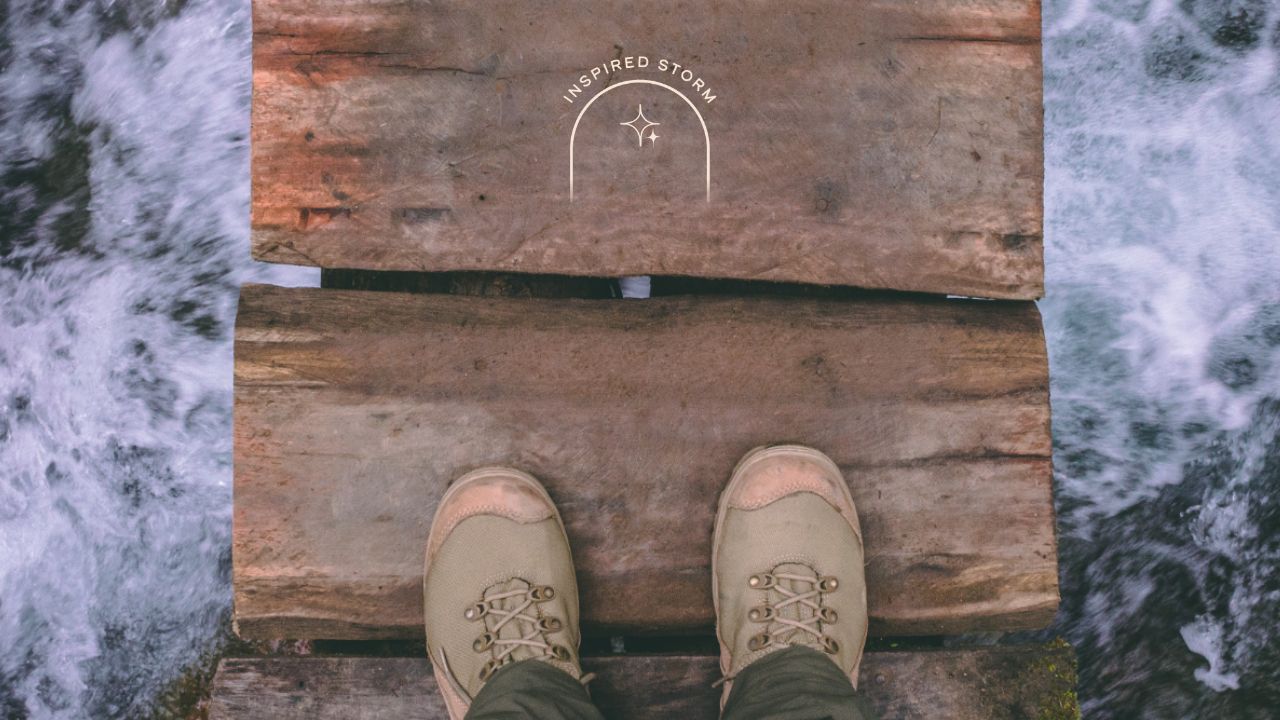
top-left (562, 55), bottom-right (717, 202)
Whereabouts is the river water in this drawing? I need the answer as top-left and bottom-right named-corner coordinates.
top-left (1, 0), bottom-right (1277, 717)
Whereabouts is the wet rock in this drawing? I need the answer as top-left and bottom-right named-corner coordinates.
top-left (1145, 22), bottom-right (1218, 82)
top-left (1180, 0), bottom-right (1268, 50)
top-left (1209, 355), bottom-right (1258, 388)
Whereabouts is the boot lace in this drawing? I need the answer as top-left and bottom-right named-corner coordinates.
top-left (464, 579), bottom-right (571, 682)
top-left (745, 565), bottom-right (841, 656)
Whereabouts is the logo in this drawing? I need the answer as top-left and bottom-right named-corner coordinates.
top-left (563, 55), bottom-right (716, 203)
top-left (620, 105), bottom-right (661, 147)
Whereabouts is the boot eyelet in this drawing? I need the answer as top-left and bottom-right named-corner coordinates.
top-left (748, 632), bottom-right (773, 651)
top-left (479, 658), bottom-right (499, 681)
top-left (464, 602), bottom-right (488, 621)
top-left (748, 605), bottom-right (775, 622)
top-left (821, 636), bottom-right (841, 654)
top-left (748, 573), bottom-right (776, 590)
top-left (550, 644), bottom-right (572, 661)
top-left (818, 576), bottom-right (839, 592)
top-left (529, 585), bottom-right (555, 602)
top-left (819, 607), bottom-right (838, 624)
top-left (473, 632), bottom-right (495, 652)
top-left (537, 616), bottom-right (563, 633)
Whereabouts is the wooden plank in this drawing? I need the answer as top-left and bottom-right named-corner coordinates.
top-left (251, 0), bottom-right (1044, 299)
top-left (210, 645), bottom-right (1079, 719)
top-left (233, 284), bottom-right (1057, 640)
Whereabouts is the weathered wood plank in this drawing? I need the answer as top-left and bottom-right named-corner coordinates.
top-left (233, 284), bottom-right (1056, 639)
top-left (210, 645), bottom-right (1079, 719)
top-left (251, 0), bottom-right (1044, 298)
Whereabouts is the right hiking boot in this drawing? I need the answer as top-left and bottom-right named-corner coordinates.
top-left (423, 467), bottom-right (586, 719)
top-left (712, 445), bottom-right (869, 703)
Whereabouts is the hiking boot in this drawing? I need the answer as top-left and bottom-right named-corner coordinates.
top-left (423, 467), bottom-right (585, 719)
top-left (712, 445), bottom-right (869, 702)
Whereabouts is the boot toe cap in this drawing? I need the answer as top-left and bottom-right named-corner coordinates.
top-left (427, 467), bottom-right (557, 558)
top-left (726, 446), bottom-right (856, 521)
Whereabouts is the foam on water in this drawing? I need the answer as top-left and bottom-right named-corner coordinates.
top-left (1042, 0), bottom-right (1279, 715)
top-left (0, 1), bottom-right (313, 717)
top-left (0, 0), bottom-right (1277, 717)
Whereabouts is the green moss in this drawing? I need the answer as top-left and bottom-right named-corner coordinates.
top-left (145, 651), bottom-right (218, 720)
top-left (966, 638), bottom-right (1081, 719)
top-left (145, 628), bottom-right (261, 720)
top-left (1032, 638), bottom-right (1081, 720)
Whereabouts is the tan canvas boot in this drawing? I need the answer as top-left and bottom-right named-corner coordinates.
top-left (712, 445), bottom-right (869, 704)
top-left (423, 467), bottom-right (586, 719)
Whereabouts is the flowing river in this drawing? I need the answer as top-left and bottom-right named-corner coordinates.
top-left (1, 0), bottom-right (1277, 717)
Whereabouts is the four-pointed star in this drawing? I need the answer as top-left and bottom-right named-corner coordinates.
top-left (620, 104), bottom-right (662, 147)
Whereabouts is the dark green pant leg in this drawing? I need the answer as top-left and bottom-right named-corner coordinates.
top-left (722, 646), bottom-right (879, 720)
top-left (464, 659), bottom-right (605, 720)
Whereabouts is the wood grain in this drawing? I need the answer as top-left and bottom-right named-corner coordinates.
top-left (210, 645), bottom-right (1079, 719)
top-left (251, 0), bottom-right (1044, 298)
top-left (233, 284), bottom-right (1056, 640)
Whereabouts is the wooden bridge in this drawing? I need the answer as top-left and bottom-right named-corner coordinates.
top-left (212, 1), bottom-right (1077, 717)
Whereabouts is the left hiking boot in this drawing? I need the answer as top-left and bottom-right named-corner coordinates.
top-left (423, 467), bottom-right (586, 719)
top-left (712, 445), bottom-right (869, 703)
